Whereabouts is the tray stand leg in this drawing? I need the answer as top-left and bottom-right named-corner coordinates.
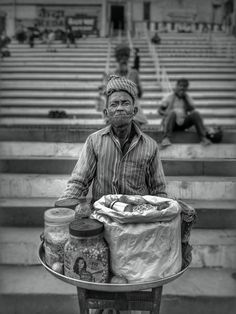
top-left (151, 286), bottom-right (163, 314)
top-left (77, 287), bottom-right (90, 314)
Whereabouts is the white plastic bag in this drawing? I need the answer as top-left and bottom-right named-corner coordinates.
top-left (91, 195), bottom-right (182, 283)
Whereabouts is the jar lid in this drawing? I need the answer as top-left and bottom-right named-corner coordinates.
top-left (54, 198), bottom-right (80, 210)
top-left (69, 219), bottom-right (104, 237)
top-left (44, 208), bottom-right (75, 223)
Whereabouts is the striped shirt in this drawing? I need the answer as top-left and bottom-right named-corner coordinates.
top-left (59, 122), bottom-right (167, 202)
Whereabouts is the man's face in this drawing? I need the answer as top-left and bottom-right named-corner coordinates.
top-left (175, 81), bottom-right (188, 98)
top-left (104, 91), bottom-right (137, 127)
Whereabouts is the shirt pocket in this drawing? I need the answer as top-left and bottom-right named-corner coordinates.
top-left (124, 160), bottom-right (146, 189)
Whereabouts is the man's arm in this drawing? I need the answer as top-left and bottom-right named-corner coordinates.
top-left (58, 136), bottom-right (97, 201)
top-left (146, 146), bottom-right (167, 197)
top-left (185, 93), bottom-right (195, 112)
top-left (158, 93), bottom-right (172, 116)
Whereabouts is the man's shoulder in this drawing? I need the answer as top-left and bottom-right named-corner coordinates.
top-left (89, 125), bottom-right (110, 138)
top-left (140, 130), bottom-right (159, 149)
top-left (165, 91), bottom-right (175, 100)
top-left (160, 91), bottom-right (175, 103)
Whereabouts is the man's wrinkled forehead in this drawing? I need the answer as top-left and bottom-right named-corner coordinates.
top-left (106, 90), bottom-right (134, 108)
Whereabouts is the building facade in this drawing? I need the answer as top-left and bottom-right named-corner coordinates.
top-left (0, 0), bottom-right (235, 37)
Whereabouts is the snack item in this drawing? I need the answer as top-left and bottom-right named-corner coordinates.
top-left (52, 262), bottom-right (64, 274)
top-left (119, 195), bottom-right (146, 205)
top-left (64, 219), bottom-right (109, 283)
top-left (110, 275), bottom-right (128, 284)
top-left (110, 201), bottom-right (133, 212)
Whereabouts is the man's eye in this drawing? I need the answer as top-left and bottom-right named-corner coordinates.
top-left (123, 102), bottom-right (130, 106)
top-left (110, 103), bottom-right (117, 107)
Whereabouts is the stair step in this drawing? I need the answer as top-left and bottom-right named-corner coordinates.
top-left (162, 62), bottom-right (236, 67)
top-left (1, 63), bottom-right (235, 71)
top-left (0, 227), bottom-right (235, 267)
top-left (159, 57), bottom-right (235, 62)
top-left (0, 198), bottom-right (235, 229)
top-left (0, 174), bottom-right (235, 199)
top-left (164, 67), bottom-right (236, 73)
top-left (1, 81), bottom-right (236, 90)
top-left (1, 142), bottom-right (235, 175)
top-left (0, 266), bottom-right (235, 314)
top-left (1, 90), bottom-right (235, 99)
top-left (0, 117), bottom-right (234, 128)
top-left (0, 107), bottom-right (235, 119)
top-left (0, 127), bottom-right (235, 143)
top-left (1, 142), bottom-right (235, 159)
top-left (1, 98), bottom-right (235, 108)
top-left (1, 74), bottom-right (235, 82)
top-left (1, 157), bottom-right (235, 176)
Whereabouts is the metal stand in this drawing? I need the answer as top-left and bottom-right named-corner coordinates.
top-left (77, 286), bottom-right (163, 313)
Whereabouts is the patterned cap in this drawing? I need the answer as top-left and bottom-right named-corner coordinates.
top-left (105, 75), bottom-right (138, 101)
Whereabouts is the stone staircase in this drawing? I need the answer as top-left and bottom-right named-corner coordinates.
top-left (154, 33), bottom-right (236, 127)
top-left (0, 34), bottom-right (236, 314)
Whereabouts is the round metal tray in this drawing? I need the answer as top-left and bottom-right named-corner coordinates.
top-left (38, 243), bottom-right (189, 292)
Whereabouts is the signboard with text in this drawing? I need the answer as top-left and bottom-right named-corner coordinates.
top-left (37, 7), bottom-right (65, 29)
top-left (67, 15), bottom-right (98, 36)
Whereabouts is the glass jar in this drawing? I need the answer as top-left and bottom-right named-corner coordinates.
top-left (75, 197), bottom-right (92, 219)
top-left (64, 219), bottom-right (109, 283)
top-left (43, 207), bottom-right (75, 268)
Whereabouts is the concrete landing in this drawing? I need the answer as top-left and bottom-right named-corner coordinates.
top-left (0, 266), bottom-right (235, 314)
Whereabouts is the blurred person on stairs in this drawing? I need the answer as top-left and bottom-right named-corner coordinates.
top-left (158, 78), bottom-right (211, 148)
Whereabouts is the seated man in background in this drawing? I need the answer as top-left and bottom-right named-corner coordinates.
top-left (58, 75), bottom-right (167, 204)
top-left (151, 32), bottom-right (161, 44)
top-left (158, 78), bottom-right (211, 148)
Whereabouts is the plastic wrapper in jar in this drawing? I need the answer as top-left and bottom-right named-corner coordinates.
top-left (64, 219), bottom-right (109, 283)
top-left (43, 207), bottom-right (75, 268)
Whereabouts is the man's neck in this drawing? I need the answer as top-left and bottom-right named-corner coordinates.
top-left (112, 123), bottom-right (132, 141)
top-left (175, 92), bottom-right (185, 99)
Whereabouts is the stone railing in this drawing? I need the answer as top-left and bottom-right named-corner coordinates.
top-left (105, 38), bottom-right (111, 74)
top-left (143, 23), bottom-right (161, 85)
top-left (127, 29), bottom-right (134, 53)
top-left (161, 67), bottom-right (173, 98)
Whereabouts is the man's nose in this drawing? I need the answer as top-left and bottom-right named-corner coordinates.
top-left (116, 102), bottom-right (125, 110)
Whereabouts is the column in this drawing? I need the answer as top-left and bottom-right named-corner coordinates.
top-left (101, 0), bottom-right (107, 37)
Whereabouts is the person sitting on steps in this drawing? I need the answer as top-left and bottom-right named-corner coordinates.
top-left (159, 78), bottom-right (212, 148)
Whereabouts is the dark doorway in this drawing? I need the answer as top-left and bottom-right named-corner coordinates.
top-left (0, 14), bottom-right (6, 35)
top-left (143, 2), bottom-right (150, 21)
top-left (110, 5), bottom-right (125, 31)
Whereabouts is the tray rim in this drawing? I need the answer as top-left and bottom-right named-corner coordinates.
top-left (38, 243), bottom-right (189, 292)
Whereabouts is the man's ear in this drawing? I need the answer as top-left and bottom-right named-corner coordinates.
top-left (133, 106), bottom-right (138, 116)
top-left (103, 108), bottom-right (108, 117)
